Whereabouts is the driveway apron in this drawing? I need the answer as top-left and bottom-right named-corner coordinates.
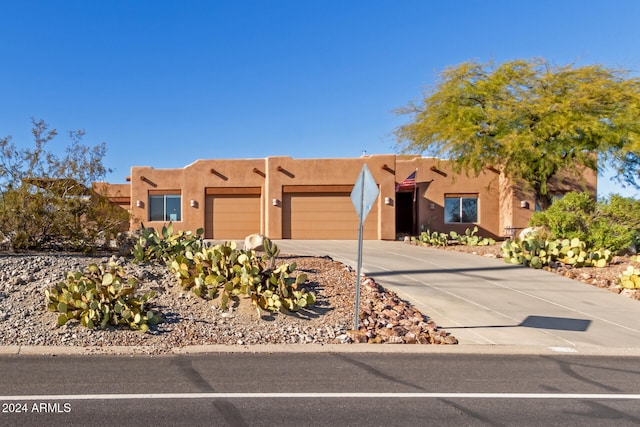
top-left (274, 240), bottom-right (640, 350)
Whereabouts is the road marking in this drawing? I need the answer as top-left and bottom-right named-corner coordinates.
top-left (2, 393), bottom-right (640, 401)
top-left (549, 346), bottom-right (578, 353)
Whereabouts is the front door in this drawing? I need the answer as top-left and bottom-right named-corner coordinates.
top-left (395, 191), bottom-right (415, 236)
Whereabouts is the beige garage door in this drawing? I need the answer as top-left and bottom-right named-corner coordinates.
top-left (282, 188), bottom-right (378, 239)
top-left (204, 188), bottom-right (261, 239)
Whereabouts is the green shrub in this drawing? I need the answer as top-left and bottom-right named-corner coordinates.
top-left (45, 262), bottom-right (162, 332)
top-left (587, 221), bottom-right (636, 255)
top-left (0, 119), bottom-right (130, 252)
top-left (590, 195), bottom-right (640, 253)
top-left (529, 192), bottom-right (594, 242)
top-left (529, 192), bottom-right (640, 254)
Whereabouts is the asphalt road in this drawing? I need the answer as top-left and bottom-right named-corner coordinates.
top-left (1, 353), bottom-right (639, 426)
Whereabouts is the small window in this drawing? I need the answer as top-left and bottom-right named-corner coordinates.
top-left (149, 194), bottom-right (181, 222)
top-left (445, 195), bottom-right (478, 223)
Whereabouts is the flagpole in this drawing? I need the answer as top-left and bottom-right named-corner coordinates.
top-left (412, 168), bottom-right (418, 202)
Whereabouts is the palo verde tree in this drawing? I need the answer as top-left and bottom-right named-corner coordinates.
top-left (0, 118), bottom-right (129, 251)
top-left (394, 58), bottom-right (640, 209)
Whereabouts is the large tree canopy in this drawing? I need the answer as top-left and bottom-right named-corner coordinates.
top-left (394, 58), bottom-right (640, 209)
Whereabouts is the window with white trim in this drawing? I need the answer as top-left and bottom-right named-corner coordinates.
top-left (444, 195), bottom-right (478, 223)
top-left (149, 193), bottom-right (181, 222)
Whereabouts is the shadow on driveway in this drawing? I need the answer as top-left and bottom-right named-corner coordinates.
top-left (365, 264), bottom-right (526, 277)
top-left (443, 315), bottom-right (592, 332)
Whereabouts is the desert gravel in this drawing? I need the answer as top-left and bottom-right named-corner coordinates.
top-left (0, 252), bottom-right (453, 354)
top-left (3, 244), bottom-right (635, 355)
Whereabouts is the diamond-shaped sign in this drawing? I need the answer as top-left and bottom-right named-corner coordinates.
top-left (350, 164), bottom-right (379, 224)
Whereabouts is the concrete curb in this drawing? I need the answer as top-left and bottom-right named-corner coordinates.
top-left (3, 344), bottom-right (640, 357)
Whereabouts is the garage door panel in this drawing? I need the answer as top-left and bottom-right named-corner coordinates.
top-left (205, 194), bottom-right (261, 239)
top-left (214, 211), bottom-right (259, 222)
top-left (283, 192), bottom-right (378, 239)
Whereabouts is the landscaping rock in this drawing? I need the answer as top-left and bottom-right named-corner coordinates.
top-left (0, 252), bottom-right (456, 353)
top-left (243, 234), bottom-right (266, 251)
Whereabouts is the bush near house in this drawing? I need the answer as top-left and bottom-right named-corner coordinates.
top-left (528, 192), bottom-right (640, 254)
top-left (0, 119), bottom-right (129, 251)
top-left (500, 192), bottom-right (639, 281)
top-left (0, 182), bottom-right (129, 251)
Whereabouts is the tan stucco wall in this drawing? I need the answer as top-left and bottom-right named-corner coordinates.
top-left (264, 155), bottom-right (397, 239)
top-left (127, 155), bottom-right (397, 238)
top-left (102, 154), bottom-right (597, 240)
top-left (395, 157), bottom-right (502, 238)
top-left (129, 159), bottom-right (267, 233)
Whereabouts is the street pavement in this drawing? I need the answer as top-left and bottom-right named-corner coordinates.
top-left (2, 353), bottom-right (639, 426)
top-left (274, 240), bottom-right (640, 353)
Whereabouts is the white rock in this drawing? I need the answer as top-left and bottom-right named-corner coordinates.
top-left (243, 233), bottom-right (266, 251)
top-left (519, 226), bottom-right (543, 240)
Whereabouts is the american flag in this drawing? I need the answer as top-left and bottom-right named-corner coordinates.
top-left (396, 170), bottom-right (417, 191)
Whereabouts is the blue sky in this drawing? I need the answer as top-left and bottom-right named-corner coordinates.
top-left (1, 0), bottom-right (639, 198)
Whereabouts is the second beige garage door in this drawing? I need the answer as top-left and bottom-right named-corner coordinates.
top-left (204, 188), bottom-right (261, 239)
top-left (282, 188), bottom-right (378, 239)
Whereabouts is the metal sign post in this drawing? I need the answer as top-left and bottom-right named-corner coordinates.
top-left (350, 164), bottom-right (379, 331)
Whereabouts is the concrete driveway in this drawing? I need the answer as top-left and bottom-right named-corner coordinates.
top-left (274, 240), bottom-right (640, 353)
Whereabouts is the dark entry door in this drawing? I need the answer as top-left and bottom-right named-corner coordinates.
top-left (395, 191), bottom-right (415, 236)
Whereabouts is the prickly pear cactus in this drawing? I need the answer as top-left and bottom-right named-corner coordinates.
top-left (412, 230), bottom-right (449, 246)
top-left (618, 266), bottom-right (640, 289)
top-left (44, 262), bottom-right (162, 332)
top-left (501, 237), bottom-right (612, 269)
top-left (450, 226), bottom-right (495, 246)
top-left (131, 222), bottom-right (204, 263)
top-left (168, 240), bottom-right (316, 314)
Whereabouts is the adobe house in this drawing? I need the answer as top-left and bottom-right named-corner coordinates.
top-left (97, 154), bottom-right (596, 240)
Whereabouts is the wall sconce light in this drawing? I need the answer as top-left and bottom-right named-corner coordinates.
top-left (190, 200), bottom-right (197, 207)
top-left (520, 200), bottom-right (530, 209)
top-left (136, 200), bottom-right (143, 208)
top-left (429, 202), bottom-right (435, 210)
top-left (272, 198), bottom-right (280, 207)
top-left (384, 197), bottom-right (392, 205)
